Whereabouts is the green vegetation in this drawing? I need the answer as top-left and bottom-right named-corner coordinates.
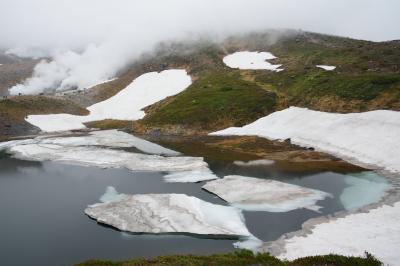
top-left (140, 71), bottom-right (277, 130)
top-left (77, 250), bottom-right (382, 266)
top-left (85, 119), bottom-right (132, 130)
top-left (254, 32), bottom-right (400, 110)
top-left (133, 31), bottom-right (399, 134)
top-left (0, 95), bottom-right (88, 138)
top-left (256, 71), bottom-right (400, 102)
top-left (0, 96), bottom-right (88, 120)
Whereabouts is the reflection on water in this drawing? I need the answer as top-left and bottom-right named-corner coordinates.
top-left (0, 150), bottom-right (389, 266)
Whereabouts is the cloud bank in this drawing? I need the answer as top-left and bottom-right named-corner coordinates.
top-left (1, 0), bottom-right (399, 95)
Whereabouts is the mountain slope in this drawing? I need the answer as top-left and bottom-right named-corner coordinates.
top-left (0, 30), bottom-right (399, 137)
top-left (131, 30), bottom-right (400, 134)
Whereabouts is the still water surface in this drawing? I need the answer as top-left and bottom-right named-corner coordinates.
top-left (0, 151), bottom-right (387, 265)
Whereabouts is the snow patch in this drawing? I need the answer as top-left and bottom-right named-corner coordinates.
top-left (85, 193), bottom-right (251, 237)
top-left (25, 69), bottom-right (192, 132)
top-left (277, 202), bottom-right (400, 266)
top-left (316, 65), bottom-right (336, 71)
top-left (223, 51), bottom-right (283, 71)
top-left (211, 107), bottom-right (400, 173)
top-left (203, 175), bottom-right (331, 212)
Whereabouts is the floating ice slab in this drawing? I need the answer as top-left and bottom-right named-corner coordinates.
top-left (276, 202), bottom-right (400, 266)
top-left (85, 192), bottom-right (251, 236)
top-left (1, 131), bottom-right (217, 183)
top-left (223, 51), bottom-right (283, 71)
top-left (0, 130), bottom-right (178, 156)
top-left (40, 130), bottom-right (179, 155)
top-left (203, 175), bottom-right (330, 212)
top-left (100, 186), bottom-right (126, 203)
top-left (234, 159), bottom-right (274, 166)
top-left (340, 172), bottom-right (390, 211)
top-left (163, 168), bottom-right (219, 183)
top-left (8, 144), bottom-right (217, 179)
top-left (26, 69), bottom-right (192, 132)
top-left (316, 65), bottom-right (336, 71)
top-left (211, 106), bottom-right (400, 173)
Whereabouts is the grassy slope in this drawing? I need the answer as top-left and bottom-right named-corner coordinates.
top-left (78, 250), bottom-right (382, 266)
top-left (253, 32), bottom-right (400, 112)
top-left (133, 31), bottom-right (400, 133)
top-left (139, 70), bottom-right (277, 131)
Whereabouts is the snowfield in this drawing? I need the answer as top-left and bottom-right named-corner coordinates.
top-left (203, 175), bottom-right (331, 212)
top-left (316, 65), bottom-right (336, 71)
top-left (85, 191), bottom-right (251, 237)
top-left (211, 106), bottom-right (400, 173)
top-left (223, 51), bottom-right (283, 71)
top-left (273, 202), bottom-right (400, 266)
top-left (26, 69), bottom-right (192, 132)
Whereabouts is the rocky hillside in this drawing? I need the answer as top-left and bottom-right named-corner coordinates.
top-left (0, 52), bottom-right (40, 96)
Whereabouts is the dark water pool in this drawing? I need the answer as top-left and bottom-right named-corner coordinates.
top-left (0, 152), bottom-right (387, 265)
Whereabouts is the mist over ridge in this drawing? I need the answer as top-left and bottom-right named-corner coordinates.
top-left (1, 0), bottom-right (399, 94)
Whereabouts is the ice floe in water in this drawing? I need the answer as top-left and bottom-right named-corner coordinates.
top-left (25, 69), bottom-right (192, 132)
top-left (234, 235), bottom-right (264, 251)
top-left (163, 168), bottom-right (218, 183)
top-left (223, 51), bottom-right (283, 71)
top-left (8, 144), bottom-right (217, 182)
top-left (0, 131), bottom-right (216, 182)
top-left (233, 159), bottom-right (274, 166)
top-left (211, 106), bottom-right (400, 173)
top-left (274, 202), bottom-right (400, 266)
top-left (316, 65), bottom-right (336, 71)
top-left (340, 172), bottom-right (390, 211)
top-left (203, 175), bottom-right (331, 212)
top-left (100, 186), bottom-right (127, 203)
top-left (39, 130), bottom-right (179, 155)
top-left (85, 191), bottom-right (251, 237)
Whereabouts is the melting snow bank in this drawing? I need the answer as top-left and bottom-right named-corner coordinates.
top-left (263, 201), bottom-right (400, 266)
top-left (25, 69), bottom-right (192, 132)
top-left (316, 65), bottom-right (336, 71)
top-left (223, 51), bottom-right (283, 71)
top-left (0, 130), bottom-right (216, 182)
top-left (211, 107), bottom-right (400, 173)
top-left (85, 191), bottom-right (251, 237)
top-left (203, 175), bottom-right (331, 212)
